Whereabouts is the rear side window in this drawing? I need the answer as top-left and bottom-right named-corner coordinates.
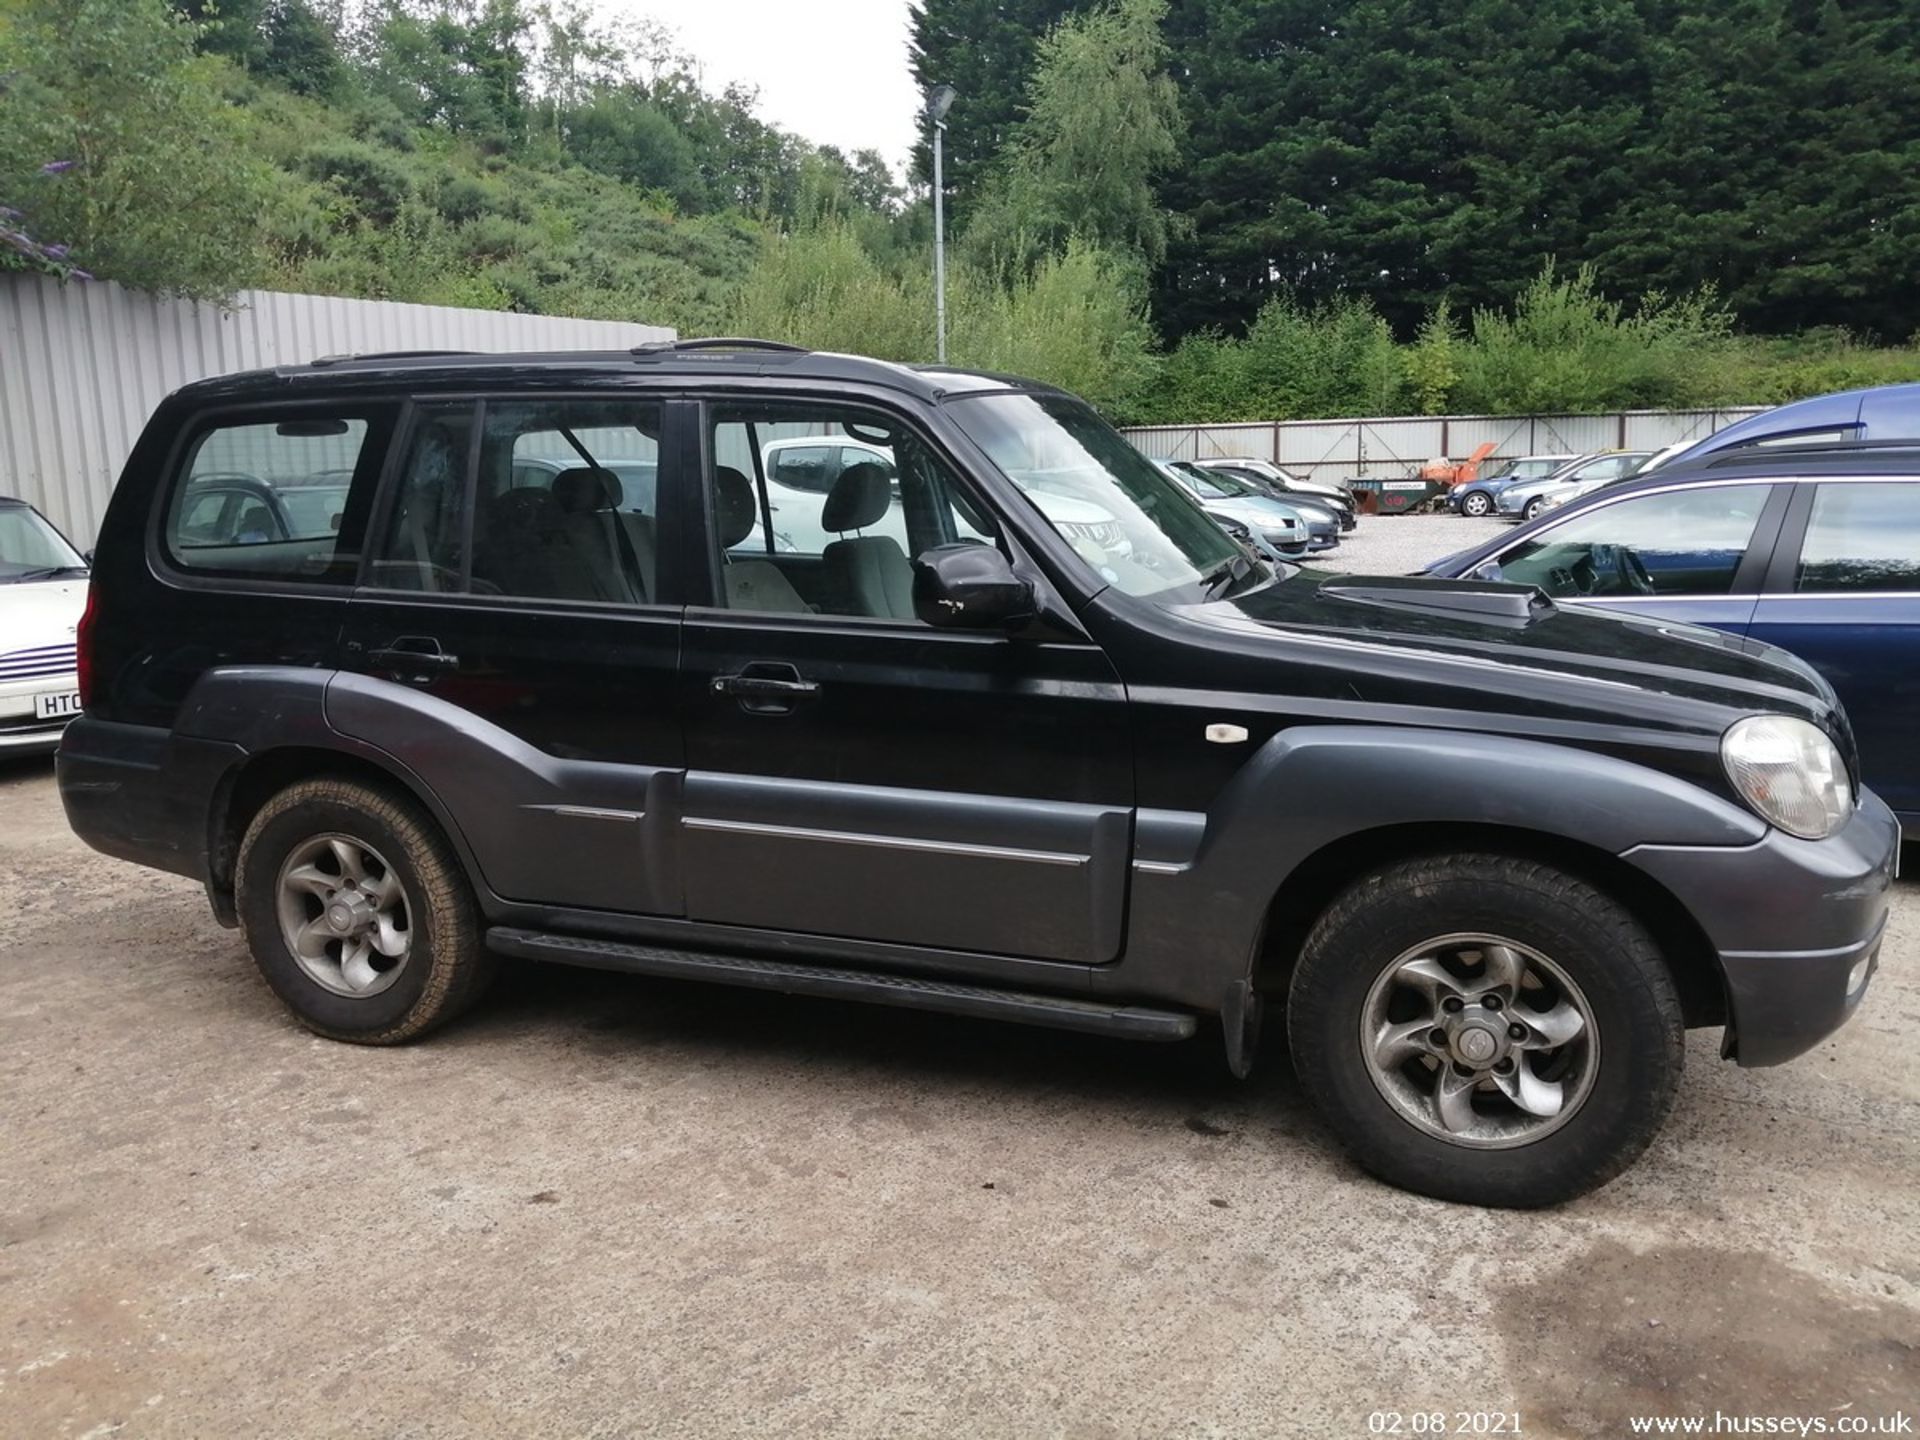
top-left (364, 397), bottom-right (666, 605)
top-left (162, 409), bottom-right (393, 584)
top-left (1795, 482), bottom-right (1920, 593)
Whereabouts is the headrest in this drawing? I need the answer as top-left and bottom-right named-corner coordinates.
top-left (715, 466), bottom-right (758, 548)
top-left (822, 462), bottom-right (892, 533)
top-left (552, 466), bottom-right (622, 514)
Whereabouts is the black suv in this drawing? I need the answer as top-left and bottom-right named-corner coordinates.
top-left (58, 341), bottom-right (1899, 1207)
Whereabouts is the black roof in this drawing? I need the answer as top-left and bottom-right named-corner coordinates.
top-left (169, 339), bottom-right (1064, 407)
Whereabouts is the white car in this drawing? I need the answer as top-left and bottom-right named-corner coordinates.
top-left (0, 498), bottom-right (89, 755)
top-left (747, 436), bottom-right (1130, 561)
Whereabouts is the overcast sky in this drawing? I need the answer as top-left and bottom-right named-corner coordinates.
top-left (604, 0), bottom-right (926, 177)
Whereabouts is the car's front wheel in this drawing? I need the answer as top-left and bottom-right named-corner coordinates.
top-left (1522, 497), bottom-right (1546, 522)
top-left (235, 777), bottom-right (497, 1044)
top-left (1461, 491), bottom-right (1492, 517)
top-left (1286, 854), bottom-right (1683, 1207)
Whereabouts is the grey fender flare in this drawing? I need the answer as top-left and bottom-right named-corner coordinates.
top-left (177, 667), bottom-right (492, 905)
top-left (1111, 725), bottom-right (1763, 1010)
top-left (181, 667), bottom-right (679, 916)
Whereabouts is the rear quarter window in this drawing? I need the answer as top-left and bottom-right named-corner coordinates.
top-left (161, 409), bottom-right (394, 585)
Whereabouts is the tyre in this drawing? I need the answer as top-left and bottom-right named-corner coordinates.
top-left (235, 777), bottom-right (496, 1044)
top-left (1461, 491), bottom-right (1492, 517)
top-left (1286, 854), bottom-right (1683, 1207)
top-left (1522, 497), bottom-right (1545, 522)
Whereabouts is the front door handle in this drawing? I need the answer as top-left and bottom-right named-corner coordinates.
top-left (712, 662), bottom-right (820, 714)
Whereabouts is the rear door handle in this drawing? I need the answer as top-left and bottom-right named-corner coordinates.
top-left (366, 637), bottom-right (459, 680)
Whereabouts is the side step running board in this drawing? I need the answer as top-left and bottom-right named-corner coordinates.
top-left (487, 927), bottom-right (1198, 1042)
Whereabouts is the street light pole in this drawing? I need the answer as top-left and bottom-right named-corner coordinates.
top-left (927, 85), bottom-right (956, 365)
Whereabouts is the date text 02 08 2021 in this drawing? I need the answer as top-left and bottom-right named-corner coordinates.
top-left (1367, 1414), bottom-right (1524, 1436)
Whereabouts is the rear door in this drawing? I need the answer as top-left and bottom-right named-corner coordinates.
top-left (677, 394), bottom-right (1134, 965)
top-left (1748, 478), bottom-right (1920, 818)
top-left (337, 394), bottom-right (688, 916)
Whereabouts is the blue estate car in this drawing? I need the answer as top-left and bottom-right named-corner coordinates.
top-left (1427, 440), bottom-right (1920, 831)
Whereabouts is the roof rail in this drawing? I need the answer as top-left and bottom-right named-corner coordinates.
top-left (1701, 436), bottom-right (1920, 464)
top-left (630, 337), bottom-right (809, 356)
top-left (309, 350), bottom-right (481, 367)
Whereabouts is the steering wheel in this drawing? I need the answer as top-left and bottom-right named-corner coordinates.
top-left (1618, 547), bottom-right (1655, 596)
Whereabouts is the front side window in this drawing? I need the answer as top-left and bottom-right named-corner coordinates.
top-left (1796, 482), bottom-right (1920, 593)
top-left (1483, 484), bottom-right (1773, 599)
top-left (0, 506), bottom-right (86, 582)
top-left (164, 410), bottom-right (390, 584)
top-left (708, 402), bottom-right (990, 619)
top-left (947, 392), bottom-right (1242, 600)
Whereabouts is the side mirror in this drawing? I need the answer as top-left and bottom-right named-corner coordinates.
top-left (82, 549), bottom-right (94, 566)
top-left (912, 544), bottom-right (1035, 629)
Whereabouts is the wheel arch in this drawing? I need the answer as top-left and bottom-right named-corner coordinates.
top-left (1253, 821), bottom-right (1728, 1028)
top-left (207, 744), bottom-right (484, 925)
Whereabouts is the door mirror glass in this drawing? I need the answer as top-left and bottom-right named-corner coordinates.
top-left (912, 544), bottom-right (1035, 628)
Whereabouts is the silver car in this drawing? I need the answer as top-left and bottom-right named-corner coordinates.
top-left (1498, 451), bottom-right (1655, 522)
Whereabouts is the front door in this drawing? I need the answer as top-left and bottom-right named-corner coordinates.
top-left (1749, 478), bottom-right (1920, 819)
top-left (676, 395), bottom-right (1134, 964)
top-left (1475, 480), bottom-right (1787, 634)
top-left (338, 395), bottom-right (687, 916)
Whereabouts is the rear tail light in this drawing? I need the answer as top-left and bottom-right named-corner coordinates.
top-left (75, 585), bottom-right (97, 709)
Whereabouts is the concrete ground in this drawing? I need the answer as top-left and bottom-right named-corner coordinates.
top-left (4, 782), bottom-right (1917, 1439)
top-left (1308, 508), bottom-right (1509, 576)
top-left (3, 513), bottom-right (1915, 1437)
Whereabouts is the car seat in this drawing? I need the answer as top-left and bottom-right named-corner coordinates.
top-left (820, 462), bottom-right (912, 618)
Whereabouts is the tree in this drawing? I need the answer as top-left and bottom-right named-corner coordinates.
top-left (963, 0), bottom-right (1184, 270)
top-left (0, 0), bottom-right (268, 298)
top-left (1150, 0), bottom-right (1920, 343)
top-left (906, 0), bottom-right (1088, 228)
top-left (259, 0), bottom-right (344, 97)
top-left (367, 0), bottom-right (533, 145)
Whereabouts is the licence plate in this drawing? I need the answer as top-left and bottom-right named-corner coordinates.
top-left (33, 691), bottom-right (82, 721)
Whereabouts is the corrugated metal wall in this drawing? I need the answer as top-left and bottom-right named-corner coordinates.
top-left (0, 274), bottom-right (675, 543)
top-left (1122, 407), bottom-right (1770, 484)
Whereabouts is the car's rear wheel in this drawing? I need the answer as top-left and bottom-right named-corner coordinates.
top-left (1461, 491), bottom-right (1492, 517)
top-left (236, 777), bottom-right (496, 1043)
top-left (1286, 854), bottom-right (1683, 1207)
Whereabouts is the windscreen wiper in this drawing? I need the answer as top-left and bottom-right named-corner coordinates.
top-left (9, 565), bottom-right (88, 582)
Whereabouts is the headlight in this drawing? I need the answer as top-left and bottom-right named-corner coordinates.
top-left (1721, 715), bottom-right (1853, 840)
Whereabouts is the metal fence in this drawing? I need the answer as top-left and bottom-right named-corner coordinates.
top-left (1121, 408), bottom-right (1770, 485)
top-left (0, 274), bottom-right (675, 543)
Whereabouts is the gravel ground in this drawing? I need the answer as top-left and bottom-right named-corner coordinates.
top-left (1, 758), bottom-right (1916, 1439)
top-left (1308, 509), bottom-right (1510, 576)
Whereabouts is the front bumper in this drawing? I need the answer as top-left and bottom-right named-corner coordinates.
top-left (0, 717), bottom-right (69, 754)
top-left (1624, 788), bottom-right (1900, 1065)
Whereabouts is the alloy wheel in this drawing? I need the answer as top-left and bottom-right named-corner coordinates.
top-left (1360, 933), bottom-right (1598, 1149)
top-left (275, 833), bottom-right (412, 997)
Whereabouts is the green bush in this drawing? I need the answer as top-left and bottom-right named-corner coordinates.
top-left (726, 222), bottom-right (1160, 415)
top-left (299, 138), bottom-right (415, 225)
top-left (1452, 263), bottom-right (1735, 413)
